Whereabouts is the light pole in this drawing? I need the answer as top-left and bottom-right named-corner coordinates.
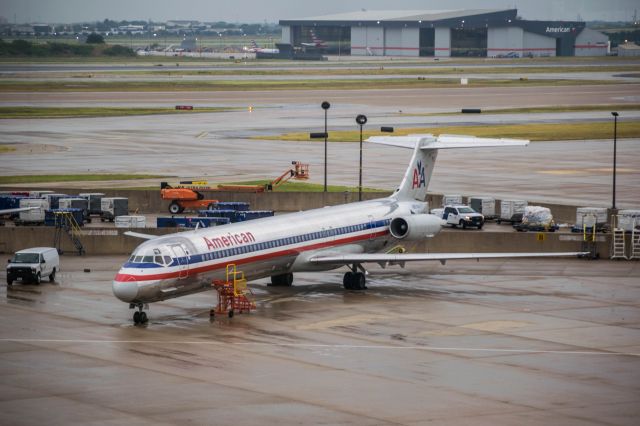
top-left (356, 114), bottom-right (368, 201)
top-left (322, 101), bottom-right (331, 192)
top-left (611, 111), bottom-right (619, 210)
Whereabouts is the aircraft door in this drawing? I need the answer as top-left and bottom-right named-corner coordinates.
top-left (170, 244), bottom-right (189, 279)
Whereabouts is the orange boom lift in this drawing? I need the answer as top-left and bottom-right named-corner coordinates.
top-left (160, 182), bottom-right (219, 214)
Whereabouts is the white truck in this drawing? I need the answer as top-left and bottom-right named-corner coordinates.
top-left (442, 205), bottom-right (485, 229)
top-left (6, 247), bottom-right (59, 285)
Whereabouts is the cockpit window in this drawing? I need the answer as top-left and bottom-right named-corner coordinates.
top-left (142, 256), bottom-right (153, 263)
top-left (164, 256), bottom-right (172, 264)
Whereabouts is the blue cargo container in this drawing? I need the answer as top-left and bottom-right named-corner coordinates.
top-left (199, 209), bottom-right (239, 220)
top-left (208, 202), bottom-right (251, 212)
top-left (236, 210), bottom-right (275, 221)
top-left (44, 208), bottom-right (85, 227)
top-left (156, 217), bottom-right (230, 228)
top-left (0, 196), bottom-right (25, 210)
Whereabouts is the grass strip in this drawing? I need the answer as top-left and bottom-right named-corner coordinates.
top-left (0, 78), bottom-right (619, 92)
top-left (0, 174), bottom-right (168, 184)
top-left (258, 121), bottom-right (640, 143)
top-left (0, 106), bottom-right (236, 119)
top-left (404, 104), bottom-right (640, 116)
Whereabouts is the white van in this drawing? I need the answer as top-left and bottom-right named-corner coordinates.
top-left (6, 247), bottom-right (59, 285)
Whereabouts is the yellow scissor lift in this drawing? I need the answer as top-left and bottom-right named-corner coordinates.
top-left (211, 264), bottom-right (256, 318)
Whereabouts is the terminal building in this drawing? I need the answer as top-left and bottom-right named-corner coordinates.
top-left (279, 9), bottom-right (609, 57)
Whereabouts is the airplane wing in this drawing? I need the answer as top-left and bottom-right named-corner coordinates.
top-left (309, 252), bottom-right (586, 268)
top-left (0, 207), bottom-right (36, 215)
top-left (124, 231), bottom-right (159, 240)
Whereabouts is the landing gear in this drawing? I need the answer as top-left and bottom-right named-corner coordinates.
top-left (269, 273), bottom-right (293, 286)
top-left (131, 303), bottom-right (148, 325)
top-left (343, 264), bottom-right (367, 290)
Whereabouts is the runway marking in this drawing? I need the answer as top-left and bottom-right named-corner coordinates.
top-left (196, 131), bottom-right (208, 139)
top-left (2, 338), bottom-right (638, 357)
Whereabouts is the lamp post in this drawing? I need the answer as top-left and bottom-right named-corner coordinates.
top-left (356, 114), bottom-right (368, 201)
top-left (321, 101), bottom-right (331, 192)
top-left (611, 111), bottom-right (619, 211)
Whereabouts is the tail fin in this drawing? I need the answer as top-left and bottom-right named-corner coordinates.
top-left (367, 134), bottom-right (529, 202)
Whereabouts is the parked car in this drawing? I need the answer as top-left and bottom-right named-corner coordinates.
top-left (6, 247), bottom-right (59, 285)
top-left (443, 205), bottom-right (484, 229)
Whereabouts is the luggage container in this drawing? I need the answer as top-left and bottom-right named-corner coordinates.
top-left (199, 209), bottom-right (239, 221)
top-left (100, 197), bottom-right (128, 222)
top-left (0, 195), bottom-right (25, 210)
top-left (29, 190), bottom-right (54, 198)
top-left (79, 193), bottom-right (105, 215)
top-left (115, 215), bottom-right (146, 228)
top-left (442, 194), bottom-right (463, 207)
top-left (236, 210), bottom-right (275, 221)
top-left (44, 208), bottom-right (85, 227)
top-left (573, 207), bottom-right (608, 232)
top-left (209, 202), bottom-right (251, 212)
top-left (618, 210), bottom-right (640, 232)
top-left (17, 199), bottom-right (49, 225)
top-left (42, 193), bottom-right (68, 210)
top-left (58, 197), bottom-right (90, 222)
top-left (469, 196), bottom-right (496, 218)
top-left (157, 216), bottom-right (230, 228)
top-left (513, 206), bottom-right (557, 232)
top-left (498, 199), bottom-right (527, 224)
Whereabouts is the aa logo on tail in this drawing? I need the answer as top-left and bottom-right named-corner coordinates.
top-left (412, 160), bottom-right (426, 189)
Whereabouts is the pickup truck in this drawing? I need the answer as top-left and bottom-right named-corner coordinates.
top-left (443, 205), bottom-right (484, 229)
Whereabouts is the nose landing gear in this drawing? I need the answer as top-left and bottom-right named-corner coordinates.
top-left (130, 303), bottom-right (148, 325)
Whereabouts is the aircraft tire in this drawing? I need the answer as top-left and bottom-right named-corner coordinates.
top-left (133, 311), bottom-right (141, 324)
top-left (140, 312), bottom-right (148, 323)
top-left (270, 273), bottom-right (293, 286)
top-left (343, 272), bottom-right (354, 290)
top-left (354, 272), bottom-right (366, 290)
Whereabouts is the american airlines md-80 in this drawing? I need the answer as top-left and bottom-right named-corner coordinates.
top-left (113, 135), bottom-right (583, 323)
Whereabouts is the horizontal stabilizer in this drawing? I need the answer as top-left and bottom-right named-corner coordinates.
top-left (367, 134), bottom-right (529, 149)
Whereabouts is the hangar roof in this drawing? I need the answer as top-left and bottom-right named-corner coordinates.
top-left (281, 9), bottom-right (517, 25)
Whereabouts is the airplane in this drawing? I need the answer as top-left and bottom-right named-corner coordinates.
top-left (243, 40), bottom-right (279, 54)
top-left (301, 29), bottom-right (328, 49)
top-left (113, 134), bottom-right (585, 324)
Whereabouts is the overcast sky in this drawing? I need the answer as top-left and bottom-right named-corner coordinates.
top-left (1, 0), bottom-right (637, 24)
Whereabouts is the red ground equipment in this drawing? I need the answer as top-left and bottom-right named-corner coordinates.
top-left (211, 264), bottom-right (256, 318)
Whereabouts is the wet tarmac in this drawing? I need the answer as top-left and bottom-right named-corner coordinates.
top-left (1, 256), bottom-right (639, 425)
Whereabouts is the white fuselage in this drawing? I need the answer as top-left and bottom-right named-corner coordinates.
top-left (113, 197), bottom-right (429, 304)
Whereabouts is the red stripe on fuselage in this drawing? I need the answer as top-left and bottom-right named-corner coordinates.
top-left (114, 229), bottom-right (389, 282)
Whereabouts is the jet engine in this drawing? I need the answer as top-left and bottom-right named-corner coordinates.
top-left (389, 214), bottom-right (443, 240)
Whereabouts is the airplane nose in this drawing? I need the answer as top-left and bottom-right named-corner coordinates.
top-left (112, 279), bottom-right (138, 302)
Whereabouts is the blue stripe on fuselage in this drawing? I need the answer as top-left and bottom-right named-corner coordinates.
top-left (125, 218), bottom-right (391, 269)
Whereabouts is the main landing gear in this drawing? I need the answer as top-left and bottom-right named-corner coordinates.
top-left (343, 264), bottom-right (367, 290)
top-left (269, 273), bottom-right (293, 286)
top-left (130, 303), bottom-right (148, 325)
